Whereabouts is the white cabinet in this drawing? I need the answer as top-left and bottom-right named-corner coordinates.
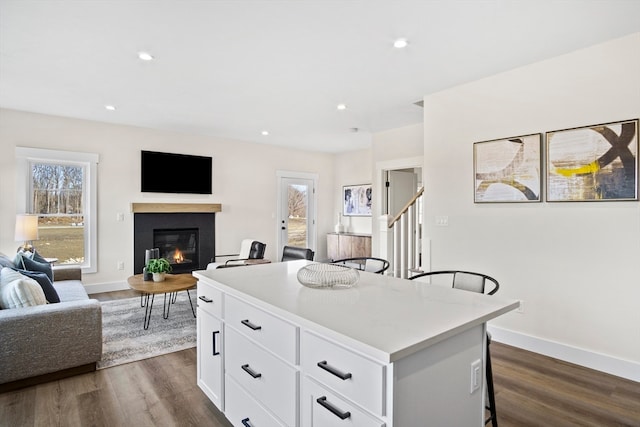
top-left (301, 331), bottom-right (386, 417)
top-left (194, 261), bottom-right (518, 427)
top-left (197, 308), bottom-right (223, 409)
top-left (302, 377), bottom-right (385, 427)
top-left (225, 294), bottom-right (298, 365)
top-left (225, 326), bottom-right (298, 426)
top-left (197, 280), bottom-right (225, 409)
top-left (225, 375), bottom-right (287, 427)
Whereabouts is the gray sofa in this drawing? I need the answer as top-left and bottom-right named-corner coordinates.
top-left (0, 254), bottom-right (102, 391)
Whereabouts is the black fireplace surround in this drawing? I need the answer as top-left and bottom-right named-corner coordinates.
top-left (133, 212), bottom-right (215, 274)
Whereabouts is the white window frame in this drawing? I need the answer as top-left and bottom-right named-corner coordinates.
top-left (16, 147), bottom-right (99, 273)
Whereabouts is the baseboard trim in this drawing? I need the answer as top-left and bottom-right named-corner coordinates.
top-left (488, 325), bottom-right (640, 383)
top-left (84, 281), bottom-right (129, 295)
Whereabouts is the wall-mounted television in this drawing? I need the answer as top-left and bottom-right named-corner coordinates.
top-left (141, 150), bottom-right (213, 194)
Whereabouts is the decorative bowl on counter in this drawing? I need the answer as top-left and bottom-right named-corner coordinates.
top-left (297, 263), bottom-right (359, 289)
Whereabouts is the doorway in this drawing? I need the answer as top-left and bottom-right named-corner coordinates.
top-left (375, 156), bottom-right (424, 275)
top-left (385, 169), bottom-right (420, 217)
top-left (276, 172), bottom-right (317, 259)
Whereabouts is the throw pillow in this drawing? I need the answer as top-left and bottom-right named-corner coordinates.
top-left (31, 249), bottom-right (49, 264)
top-left (11, 268), bottom-right (60, 303)
top-left (14, 253), bottom-right (54, 283)
top-left (0, 267), bottom-right (47, 309)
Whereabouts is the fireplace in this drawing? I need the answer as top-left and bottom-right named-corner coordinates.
top-left (154, 228), bottom-right (199, 273)
top-left (132, 204), bottom-right (220, 274)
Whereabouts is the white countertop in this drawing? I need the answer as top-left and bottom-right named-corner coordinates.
top-left (193, 260), bottom-right (519, 363)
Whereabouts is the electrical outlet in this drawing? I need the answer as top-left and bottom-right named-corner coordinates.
top-left (517, 300), bottom-right (524, 313)
top-left (470, 359), bottom-right (481, 393)
top-left (117, 261), bottom-right (124, 270)
top-left (435, 216), bottom-right (449, 226)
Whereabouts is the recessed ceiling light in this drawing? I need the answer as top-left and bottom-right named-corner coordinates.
top-left (104, 105), bottom-right (116, 111)
top-left (261, 130), bottom-right (269, 136)
top-left (138, 51), bottom-right (154, 61)
top-left (393, 38), bottom-right (408, 49)
top-left (337, 104), bottom-right (347, 111)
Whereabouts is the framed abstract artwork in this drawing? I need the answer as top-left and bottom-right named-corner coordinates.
top-left (474, 133), bottom-right (542, 203)
top-left (343, 184), bottom-right (372, 216)
top-left (546, 119), bottom-right (638, 202)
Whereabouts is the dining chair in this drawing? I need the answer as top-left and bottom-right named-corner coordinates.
top-left (409, 270), bottom-right (499, 426)
top-left (410, 270), bottom-right (499, 295)
top-left (331, 257), bottom-right (390, 274)
top-left (281, 245), bottom-right (315, 262)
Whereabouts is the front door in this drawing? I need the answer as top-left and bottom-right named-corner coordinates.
top-left (277, 174), bottom-right (316, 260)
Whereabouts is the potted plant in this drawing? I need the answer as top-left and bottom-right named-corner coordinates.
top-left (146, 258), bottom-right (172, 282)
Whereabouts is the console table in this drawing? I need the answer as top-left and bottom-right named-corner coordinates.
top-left (327, 232), bottom-right (371, 260)
top-left (193, 261), bottom-right (518, 426)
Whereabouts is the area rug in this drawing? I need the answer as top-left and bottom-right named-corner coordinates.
top-left (97, 292), bottom-right (196, 369)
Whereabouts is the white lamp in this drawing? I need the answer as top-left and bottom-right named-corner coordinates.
top-left (15, 214), bottom-right (39, 252)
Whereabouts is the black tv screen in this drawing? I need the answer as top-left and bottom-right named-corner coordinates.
top-left (141, 150), bottom-right (212, 194)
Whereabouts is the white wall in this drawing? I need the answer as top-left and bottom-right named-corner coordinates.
top-left (372, 124), bottom-right (424, 162)
top-left (423, 33), bottom-right (640, 379)
top-left (371, 123), bottom-right (424, 257)
top-left (0, 109), bottom-right (335, 289)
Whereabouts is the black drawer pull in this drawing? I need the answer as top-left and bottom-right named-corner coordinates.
top-left (198, 296), bottom-right (213, 303)
top-left (241, 364), bottom-right (262, 379)
top-left (212, 330), bottom-right (220, 356)
top-left (241, 319), bottom-right (262, 331)
top-left (241, 418), bottom-right (252, 427)
top-left (316, 396), bottom-right (351, 420)
top-left (317, 360), bottom-right (352, 380)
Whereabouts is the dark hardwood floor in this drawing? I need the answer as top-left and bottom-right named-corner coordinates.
top-left (0, 290), bottom-right (638, 426)
top-left (491, 342), bottom-right (640, 427)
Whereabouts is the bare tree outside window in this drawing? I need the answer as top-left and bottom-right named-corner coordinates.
top-left (287, 184), bottom-right (308, 247)
top-left (31, 163), bottom-right (85, 264)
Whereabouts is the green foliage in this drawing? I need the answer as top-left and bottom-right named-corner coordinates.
top-left (146, 258), bottom-right (172, 273)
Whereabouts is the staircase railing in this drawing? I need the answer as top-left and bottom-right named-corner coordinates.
top-left (379, 187), bottom-right (423, 278)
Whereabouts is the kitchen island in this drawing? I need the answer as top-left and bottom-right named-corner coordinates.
top-left (193, 260), bottom-right (518, 426)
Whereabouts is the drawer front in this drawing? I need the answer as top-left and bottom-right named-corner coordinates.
top-left (301, 331), bottom-right (385, 416)
top-left (197, 281), bottom-right (223, 318)
top-left (302, 378), bottom-right (385, 427)
top-left (225, 375), bottom-right (286, 427)
top-left (226, 294), bottom-right (298, 364)
top-left (226, 326), bottom-right (298, 426)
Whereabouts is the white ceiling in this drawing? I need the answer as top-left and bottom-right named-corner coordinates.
top-left (1, 1), bottom-right (639, 153)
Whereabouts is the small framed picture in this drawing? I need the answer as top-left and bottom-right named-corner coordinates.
top-left (546, 119), bottom-right (638, 202)
top-left (474, 133), bottom-right (542, 203)
top-left (343, 184), bottom-right (372, 216)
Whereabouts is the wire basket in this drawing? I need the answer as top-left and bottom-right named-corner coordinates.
top-left (297, 263), bottom-right (360, 289)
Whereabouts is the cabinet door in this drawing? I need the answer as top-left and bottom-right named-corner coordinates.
top-left (327, 234), bottom-right (339, 261)
top-left (197, 308), bottom-right (224, 410)
top-left (351, 236), bottom-right (371, 258)
top-left (337, 235), bottom-right (352, 259)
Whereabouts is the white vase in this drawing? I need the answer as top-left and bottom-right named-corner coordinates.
top-left (334, 212), bottom-right (344, 233)
top-left (152, 272), bottom-right (166, 282)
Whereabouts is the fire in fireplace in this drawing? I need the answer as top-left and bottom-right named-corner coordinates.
top-left (153, 228), bottom-right (198, 273)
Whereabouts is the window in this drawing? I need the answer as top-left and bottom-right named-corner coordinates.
top-left (16, 147), bottom-right (98, 273)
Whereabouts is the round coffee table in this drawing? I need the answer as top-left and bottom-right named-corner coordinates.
top-left (127, 273), bottom-right (197, 330)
